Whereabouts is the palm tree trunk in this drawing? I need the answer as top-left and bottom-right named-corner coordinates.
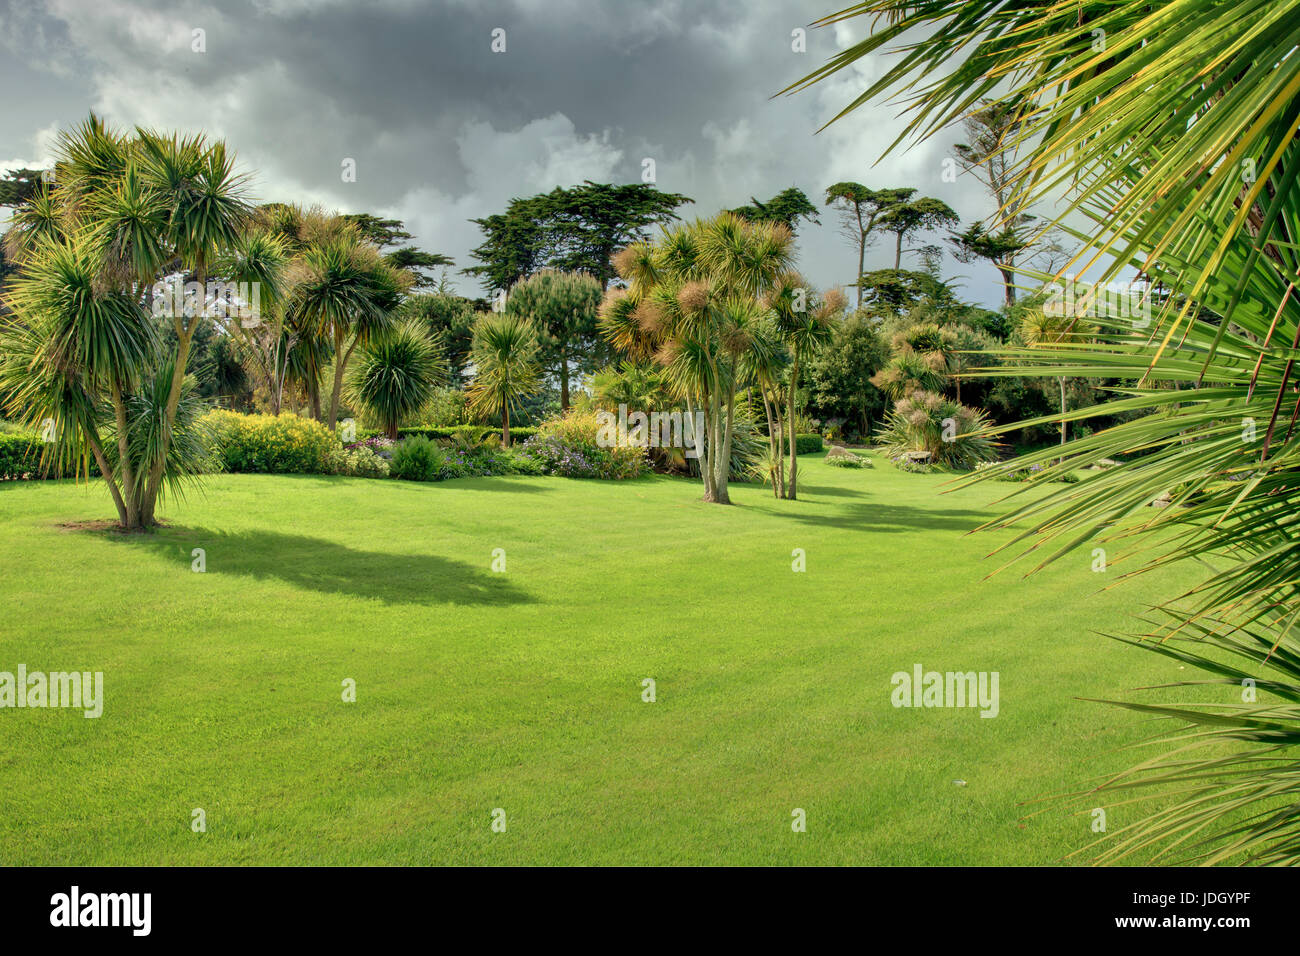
top-left (774, 400), bottom-right (786, 498)
top-left (110, 381), bottom-right (140, 528)
top-left (88, 432), bottom-right (129, 528)
top-left (715, 363), bottom-right (739, 505)
top-left (698, 387), bottom-right (716, 502)
top-left (502, 398), bottom-right (511, 448)
top-left (140, 255), bottom-right (208, 527)
top-left (327, 330), bottom-right (356, 430)
top-left (785, 348), bottom-right (801, 500)
top-left (762, 391), bottom-right (780, 498)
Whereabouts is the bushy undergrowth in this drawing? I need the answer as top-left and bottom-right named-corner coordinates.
top-left (388, 434), bottom-right (541, 482)
top-left (826, 453), bottom-right (869, 469)
top-left (203, 410), bottom-right (338, 474)
top-left (327, 445), bottom-right (390, 478)
top-left (877, 392), bottom-right (997, 470)
top-left (519, 412), bottom-right (649, 479)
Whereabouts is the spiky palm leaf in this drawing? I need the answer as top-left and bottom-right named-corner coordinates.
top-left (795, 0), bottom-right (1300, 863)
top-left (467, 312), bottom-right (541, 445)
top-left (346, 322), bottom-right (446, 438)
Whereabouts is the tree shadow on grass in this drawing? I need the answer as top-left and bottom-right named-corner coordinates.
top-left (750, 500), bottom-right (989, 534)
top-left (111, 526), bottom-right (533, 607)
top-left (795, 483), bottom-right (869, 499)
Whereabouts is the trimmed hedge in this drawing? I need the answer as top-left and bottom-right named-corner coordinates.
top-left (0, 432), bottom-right (44, 480)
top-left (0, 432), bottom-right (101, 480)
top-left (203, 410), bottom-right (339, 474)
top-left (356, 424), bottom-right (539, 443)
top-left (795, 433), bottom-right (824, 454)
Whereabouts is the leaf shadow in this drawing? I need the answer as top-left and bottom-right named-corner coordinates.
top-left (112, 526), bottom-right (533, 607)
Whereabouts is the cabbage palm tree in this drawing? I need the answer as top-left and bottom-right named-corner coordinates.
top-left (793, 0), bottom-right (1300, 862)
top-left (467, 312), bottom-right (541, 446)
top-left (1019, 308), bottom-right (1093, 458)
top-left (599, 213), bottom-right (794, 504)
top-left (288, 222), bottom-right (407, 430)
top-left (768, 274), bottom-right (840, 499)
top-left (1, 114), bottom-right (249, 529)
top-left (346, 322), bottom-right (446, 439)
top-left (216, 227), bottom-right (291, 413)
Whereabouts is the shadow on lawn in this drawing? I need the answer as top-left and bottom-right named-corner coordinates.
top-left (114, 527), bottom-right (533, 607)
top-left (795, 483), bottom-right (868, 499)
top-left (752, 500), bottom-right (988, 533)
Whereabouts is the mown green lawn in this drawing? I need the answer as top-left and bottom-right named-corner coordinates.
top-left (0, 455), bottom-right (1208, 865)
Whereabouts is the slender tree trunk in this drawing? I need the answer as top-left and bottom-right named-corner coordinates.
top-left (110, 381), bottom-right (140, 528)
top-left (140, 255), bottom-right (209, 527)
top-left (88, 432), bottom-right (129, 528)
top-left (894, 234), bottom-right (902, 270)
top-left (559, 341), bottom-right (570, 411)
top-left (502, 399), bottom-right (511, 448)
top-left (999, 264), bottom-right (1016, 307)
top-left (762, 391), bottom-right (780, 498)
top-left (773, 399), bottom-right (786, 499)
top-left (715, 362), bottom-right (738, 505)
top-left (1059, 376), bottom-right (1068, 463)
top-left (698, 386), bottom-right (716, 502)
top-left (856, 210), bottom-right (866, 309)
top-left (785, 347), bottom-right (801, 500)
top-left (327, 330), bottom-right (358, 430)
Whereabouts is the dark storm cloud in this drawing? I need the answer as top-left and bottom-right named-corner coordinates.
top-left (0, 0), bottom-right (1007, 303)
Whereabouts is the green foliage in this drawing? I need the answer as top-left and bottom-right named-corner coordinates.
top-left (396, 293), bottom-right (476, 384)
top-left (505, 269), bottom-right (603, 407)
top-left (795, 433), bottom-right (824, 454)
top-left (468, 181), bottom-right (692, 292)
top-left (387, 432), bottom-right (544, 481)
top-left (0, 432), bottom-right (50, 480)
top-left (728, 186), bottom-right (820, 234)
top-left (389, 435), bottom-right (443, 482)
top-left (345, 321), bottom-right (447, 438)
top-left (326, 444), bottom-right (390, 479)
top-left (203, 410), bottom-right (338, 474)
top-left (825, 452), bottom-right (869, 468)
top-left (467, 312), bottom-right (543, 443)
top-left (355, 423), bottom-right (538, 443)
top-left (421, 387), bottom-right (470, 427)
top-left (520, 411), bottom-right (650, 479)
top-left (877, 392), bottom-right (997, 469)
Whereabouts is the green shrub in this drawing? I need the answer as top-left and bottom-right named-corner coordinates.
top-left (795, 433), bottom-right (824, 454)
top-left (390, 436), bottom-right (444, 481)
top-left (519, 411), bottom-right (649, 479)
top-left (0, 432), bottom-right (43, 480)
top-left (826, 453), bottom-right (869, 469)
top-left (0, 432), bottom-right (101, 480)
top-left (356, 424), bottom-right (538, 443)
top-left (203, 410), bottom-right (339, 474)
top-left (327, 445), bottom-right (390, 479)
top-left (877, 392), bottom-right (998, 469)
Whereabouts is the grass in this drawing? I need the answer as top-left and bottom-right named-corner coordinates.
top-left (0, 454), bottom-right (1211, 865)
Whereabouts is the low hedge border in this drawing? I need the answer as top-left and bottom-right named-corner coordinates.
top-left (355, 424), bottom-right (539, 443)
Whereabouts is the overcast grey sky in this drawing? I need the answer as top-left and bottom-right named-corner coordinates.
top-left (0, 0), bottom-right (1008, 304)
